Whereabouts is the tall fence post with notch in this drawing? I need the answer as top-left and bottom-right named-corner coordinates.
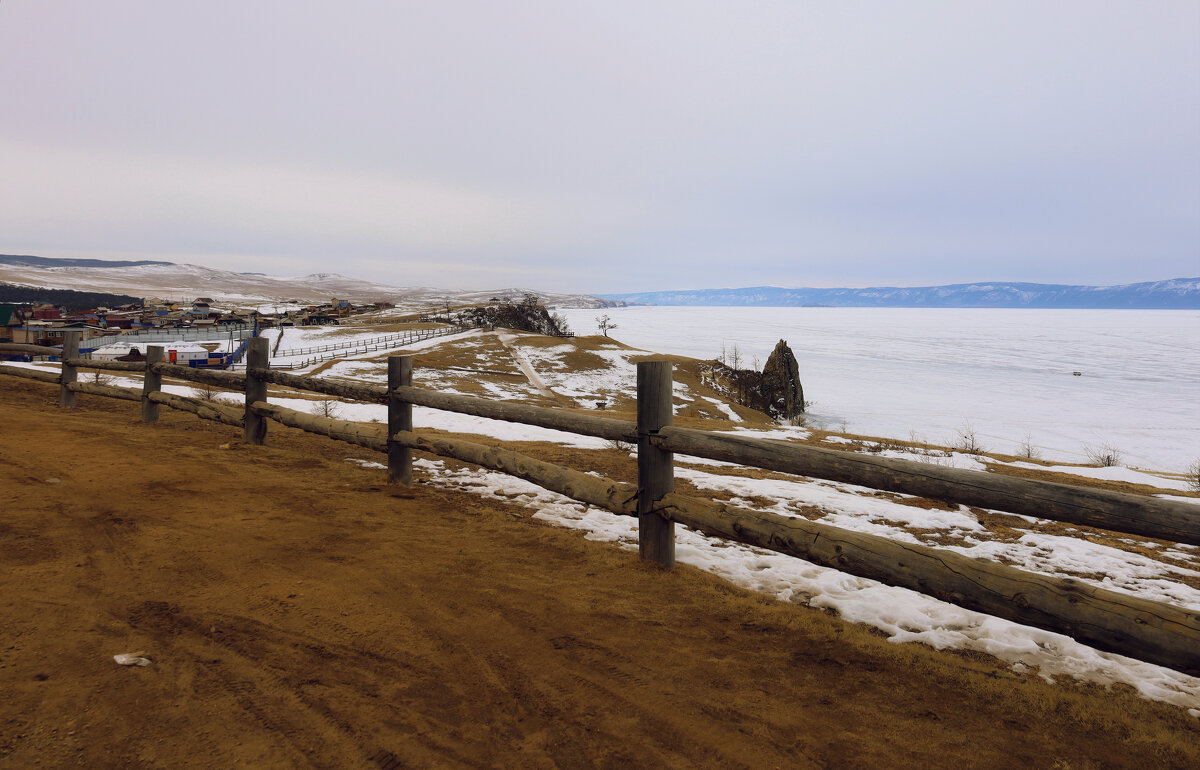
top-left (637, 360), bottom-right (675, 567)
top-left (244, 336), bottom-right (269, 445)
top-left (141, 345), bottom-right (163, 423)
top-left (388, 355), bottom-right (413, 484)
top-left (59, 331), bottom-right (80, 408)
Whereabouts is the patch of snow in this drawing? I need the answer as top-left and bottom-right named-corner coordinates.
top-left (999, 461), bottom-right (1197, 492)
top-left (703, 396), bottom-right (742, 422)
top-left (396, 457), bottom-right (1200, 710)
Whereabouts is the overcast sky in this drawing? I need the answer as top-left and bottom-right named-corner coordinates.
top-left (2, 1), bottom-right (1197, 293)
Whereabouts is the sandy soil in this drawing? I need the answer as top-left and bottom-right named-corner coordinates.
top-left (1, 379), bottom-right (1197, 768)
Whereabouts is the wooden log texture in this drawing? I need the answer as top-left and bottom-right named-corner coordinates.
top-left (251, 367), bottom-right (387, 403)
top-left (389, 430), bottom-right (639, 516)
top-left (391, 385), bottom-right (637, 442)
top-left (0, 343), bottom-right (63, 357)
top-left (251, 402), bottom-right (386, 451)
top-left (66, 359), bottom-right (147, 372)
top-left (142, 346), bottom-right (163, 423)
top-left (244, 338), bottom-right (269, 445)
top-left (66, 381), bottom-right (142, 402)
top-left (388, 356), bottom-right (413, 484)
top-left (151, 363), bottom-right (247, 391)
top-left (654, 427), bottom-right (1200, 546)
top-left (655, 492), bottom-right (1200, 677)
top-left (59, 332), bottom-right (80, 407)
top-left (637, 361), bottom-right (675, 566)
top-left (0, 364), bottom-right (60, 384)
top-left (148, 391), bottom-right (245, 427)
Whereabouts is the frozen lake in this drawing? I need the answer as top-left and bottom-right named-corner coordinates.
top-left (560, 307), bottom-right (1200, 473)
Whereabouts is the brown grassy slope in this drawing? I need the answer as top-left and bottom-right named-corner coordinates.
top-left (1, 378), bottom-right (1198, 768)
top-left (249, 327), bottom-right (1200, 590)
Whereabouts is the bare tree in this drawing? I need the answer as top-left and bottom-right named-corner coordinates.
top-left (1083, 442), bottom-right (1123, 467)
top-left (312, 399), bottom-right (341, 420)
top-left (955, 422), bottom-right (985, 455)
top-left (727, 343), bottom-right (742, 371)
top-left (605, 439), bottom-right (634, 453)
top-left (190, 382), bottom-right (222, 402)
top-left (1187, 459), bottom-right (1200, 492)
top-left (596, 314), bottom-right (618, 337)
top-left (1017, 433), bottom-right (1040, 460)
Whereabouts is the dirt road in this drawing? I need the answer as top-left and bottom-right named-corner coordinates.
top-left (1, 379), bottom-right (1196, 768)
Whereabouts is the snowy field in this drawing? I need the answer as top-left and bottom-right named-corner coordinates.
top-left (562, 307), bottom-right (1200, 473)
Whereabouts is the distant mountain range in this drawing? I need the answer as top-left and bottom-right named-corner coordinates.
top-left (0, 254), bottom-right (616, 309)
top-left (7, 253), bottom-right (1196, 310)
top-left (599, 279), bottom-right (1200, 309)
top-left (0, 254), bottom-right (173, 269)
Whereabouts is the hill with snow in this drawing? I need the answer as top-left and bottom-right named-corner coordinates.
top-left (0, 254), bottom-right (615, 308)
top-left (600, 279), bottom-right (1200, 309)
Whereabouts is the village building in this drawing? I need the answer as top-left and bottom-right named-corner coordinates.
top-left (90, 340), bottom-right (211, 364)
top-left (9, 321), bottom-right (108, 346)
top-left (29, 303), bottom-right (63, 321)
top-left (0, 305), bottom-right (19, 343)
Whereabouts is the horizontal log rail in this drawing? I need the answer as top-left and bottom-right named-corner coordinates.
top-left (151, 362), bottom-right (247, 391)
top-left (66, 359), bottom-right (148, 372)
top-left (390, 430), bottom-right (640, 516)
top-left (252, 368), bottom-right (387, 403)
top-left (653, 427), bottom-right (1200, 547)
top-left (655, 492), bottom-right (1200, 677)
top-left (61, 377), bottom-right (245, 426)
top-left (66, 381), bottom-right (143, 402)
top-left (390, 385), bottom-right (638, 443)
top-left (250, 401), bottom-right (386, 451)
top-left (0, 363), bottom-right (61, 384)
top-left (241, 399), bottom-right (1200, 675)
top-left (149, 391), bottom-right (244, 427)
top-left (9, 331), bottom-right (1200, 678)
top-left (0, 343), bottom-right (64, 357)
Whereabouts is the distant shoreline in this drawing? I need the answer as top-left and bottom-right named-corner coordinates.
top-left (598, 278), bottom-right (1200, 310)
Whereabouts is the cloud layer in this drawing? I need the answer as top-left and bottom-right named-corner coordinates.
top-left (2, 1), bottom-right (1196, 291)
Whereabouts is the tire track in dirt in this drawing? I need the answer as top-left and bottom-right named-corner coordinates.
top-left (217, 592), bottom-right (511, 767)
top-left (380, 578), bottom-right (764, 767)
top-left (497, 332), bottom-right (559, 400)
top-left (121, 600), bottom-right (383, 768)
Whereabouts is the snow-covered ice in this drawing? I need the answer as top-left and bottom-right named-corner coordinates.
top-left (561, 307), bottom-right (1200, 473)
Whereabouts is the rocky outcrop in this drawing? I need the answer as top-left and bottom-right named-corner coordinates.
top-left (704, 339), bottom-right (805, 422)
top-left (455, 293), bottom-right (571, 336)
top-left (757, 339), bottom-right (804, 420)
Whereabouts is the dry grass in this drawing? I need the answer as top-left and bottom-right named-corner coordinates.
top-left (239, 324), bottom-right (1200, 605)
top-left (4, 363), bottom-right (1200, 764)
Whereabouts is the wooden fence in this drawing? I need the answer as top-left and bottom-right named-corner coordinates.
top-left (2, 333), bottom-right (1198, 677)
top-left (243, 325), bottom-right (469, 369)
top-left (272, 325), bottom-right (468, 358)
top-left (82, 322), bottom-right (255, 350)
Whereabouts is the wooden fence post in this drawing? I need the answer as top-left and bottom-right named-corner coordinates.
top-left (637, 360), bottom-right (675, 567)
top-left (59, 331), bottom-right (80, 407)
top-left (244, 336), bottom-right (269, 444)
top-left (388, 355), bottom-right (413, 484)
top-left (141, 345), bottom-right (163, 423)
